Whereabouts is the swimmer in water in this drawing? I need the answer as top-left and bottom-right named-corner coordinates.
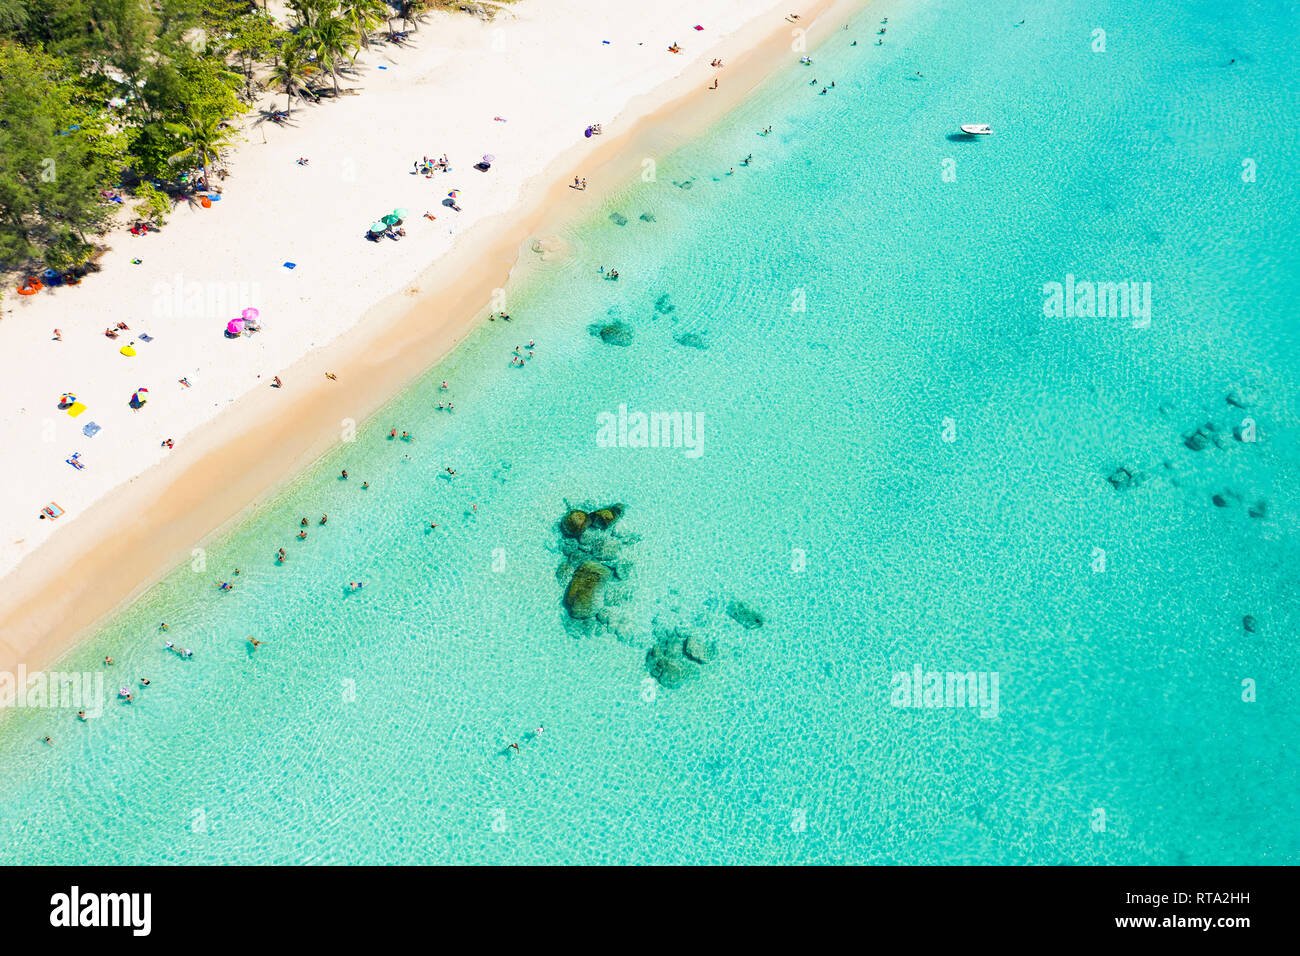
top-left (446, 467), bottom-right (457, 476)
top-left (277, 548), bottom-right (287, 562)
top-left (140, 678), bottom-right (150, 686)
top-left (430, 522), bottom-right (439, 530)
top-left (104, 656), bottom-right (114, 666)
top-left (341, 470), bottom-right (349, 479)
top-left (301, 517), bottom-right (308, 527)
top-left (248, 637), bottom-right (264, 650)
top-left (320, 515), bottom-right (328, 525)
top-left (165, 641), bottom-right (175, 651)
top-left (527, 340), bottom-right (535, 348)
top-left (508, 743), bottom-right (520, 754)
top-left (159, 623), bottom-right (168, 631)
top-left (362, 482), bottom-right (369, 489)
top-left (297, 530), bottom-right (307, 540)
top-left (43, 736), bottom-right (53, 745)
top-left (440, 381), bottom-right (449, 390)
top-left (182, 648), bottom-right (193, 658)
top-left (78, 711), bottom-right (86, 721)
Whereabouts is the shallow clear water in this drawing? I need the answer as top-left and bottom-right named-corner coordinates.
top-left (2, 0), bottom-right (1298, 864)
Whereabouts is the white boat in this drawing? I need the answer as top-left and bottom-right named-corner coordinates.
top-left (960, 124), bottom-right (992, 135)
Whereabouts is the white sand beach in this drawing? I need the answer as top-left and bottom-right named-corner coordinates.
top-left (0, 0), bottom-right (854, 671)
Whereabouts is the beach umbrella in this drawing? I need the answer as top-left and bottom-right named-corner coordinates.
top-left (447, 190), bottom-right (459, 198)
top-left (392, 208), bottom-right (409, 218)
top-left (60, 392), bottom-right (76, 405)
top-left (241, 307), bottom-right (259, 320)
top-left (130, 387), bottom-right (149, 407)
top-left (381, 213), bottom-right (401, 226)
top-left (226, 319), bottom-right (243, 336)
top-left (481, 154), bottom-right (495, 163)
top-left (369, 220), bottom-right (388, 233)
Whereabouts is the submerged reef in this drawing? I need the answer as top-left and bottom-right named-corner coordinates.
top-left (549, 501), bottom-right (765, 688)
top-left (1101, 386), bottom-right (1269, 521)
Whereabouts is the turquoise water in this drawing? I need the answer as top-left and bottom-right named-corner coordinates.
top-left (2, 0), bottom-right (1298, 864)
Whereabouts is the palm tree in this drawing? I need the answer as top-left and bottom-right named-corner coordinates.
top-left (286, 0), bottom-right (325, 29)
top-left (339, 0), bottom-right (389, 50)
top-left (302, 12), bottom-right (356, 96)
top-left (270, 43), bottom-right (316, 114)
top-left (164, 108), bottom-right (240, 177)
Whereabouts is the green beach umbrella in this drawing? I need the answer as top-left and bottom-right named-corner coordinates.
top-left (392, 208), bottom-right (409, 218)
top-left (381, 213), bottom-right (401, 226)
top-left (369, 220), bottom-right (388, 233)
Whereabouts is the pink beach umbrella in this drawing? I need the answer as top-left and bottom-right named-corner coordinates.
top-left (241, 308), bottom-right (259, 320)
top-left (226, 318), bottom-right (243, 336)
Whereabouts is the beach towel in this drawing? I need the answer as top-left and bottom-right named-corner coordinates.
top-left (82, 422), bottom-right (101, 437)
top-left (66, 402), bottom-right (87, 418)
top-left (139, 333), bottom-right (153, 342)
top-left (283, 262), bottom-right (297, 269)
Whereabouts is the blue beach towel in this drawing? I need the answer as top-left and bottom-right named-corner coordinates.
top-left (82, 422), bottom-right (101, 438)
top-left (283, 262), bottom-right (296, 270)
top-left (139, 333), bottom-right (153, 342)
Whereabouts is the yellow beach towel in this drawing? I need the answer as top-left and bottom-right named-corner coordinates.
top-left (66, 402), bottom-right (87, 417)
top-left (120, 345), bottom-right (136, 356)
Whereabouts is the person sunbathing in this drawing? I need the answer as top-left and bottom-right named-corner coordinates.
top-left (104, 328), bottom-right (119, 338)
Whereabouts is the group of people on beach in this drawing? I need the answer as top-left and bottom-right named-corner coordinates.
top-left (415, 155), bottom-right (450, 176)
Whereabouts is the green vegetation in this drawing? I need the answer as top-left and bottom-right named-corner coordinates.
top-left (0, 0), bottom-right (429, 276)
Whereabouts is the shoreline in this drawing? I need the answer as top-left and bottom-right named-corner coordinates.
top-left (0, 0), bottom-right (860, 676)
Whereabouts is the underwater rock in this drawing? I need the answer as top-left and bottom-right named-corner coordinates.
top-left (610, 559), bottom-right (634, 580)
top-left (674, 331), bottom-right (708, 350)
top-left (1243, 614), bottom-right (1258, 633)
top-left (683, 635), bottom-right (719, 664)
top-left (588, 503), bottom-right (625, 530)
top-left (726, 599), bottom-right (765, 630)
top-left (1226, 387), bottom-right (1258, 409)
top-left (577, 527), bottom-right (604, 552)
top-left (653, 293), bottom-right (675, 315)
top-left (597, 322), bottom-right (634, 346)
top-left (1105, 466), bottom-right (1141, 490)
top-left (639, 212), bottom-right (656, 223)
top-left (561, 509), bottom-right (589, 538)
top-left (564, 561), bottom-right (609, 619)
top-left (1211, 492), bottom-right (1229, 508)
top-left (646, 638), bottom-right (700, 688)
top-left (1183, 429), bottom-right (1211, 451)
top-left (609, 212), bottom-right (628, 226)
top-left (589, 536), bottom-right (622, 563)
top-left (1248, 499), bottom-right (1268, 519)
